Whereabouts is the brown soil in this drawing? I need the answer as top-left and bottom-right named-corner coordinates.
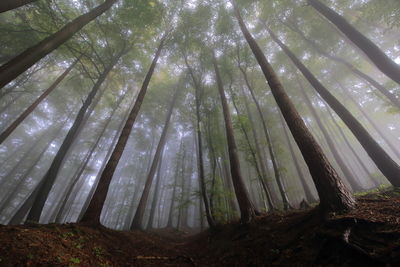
top-left (1, 189), bottom-right (400, 266)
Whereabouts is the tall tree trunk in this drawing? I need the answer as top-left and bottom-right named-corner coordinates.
top-left (184, 55), bottom-right (216, 228)
top-left (53, 89), bottom-right (128, 223)
top-left (131, 87), bottom-right (180, 230)
top-left (0, 59), bottom-right (78, 144)
top-left (0, 0), bottom-right (118, 90)
top-left (26, 53), bottom-right (121, 223)
top-left (241, 89), bottom-right (276, 209)
top-left (0, 113), bottom-right (73, 215)
top-left (80, 35), bottom-right (166, 225)
top-left (0, 0), bottom-right (37, 13)
top-left (307, 0), bottom-right (400, 85)
top-left (166, 141), bottom-right (184, 228)
top-left (278, 114), bottom-right (317, 203)
top-left (146, 148), bottom-right (165, 229)
top-left (237, 61), bottom-right (290, 210)
top-left (294, 71), bottom-right (362, 191)
top-left (281, 19), bottom-right (400, 109)
top-left (267, 28), bottom-right (400, 187)
top-left (231, 1), bottom-right (355, 213)
top-left (228, 83), bottom-right (274, 211)
top-left (212, 52), bottom-right (256, 223)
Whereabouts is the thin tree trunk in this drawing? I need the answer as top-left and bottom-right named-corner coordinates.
top-left (278, 114), bottom-right (317, 203)
top-left (325, 107), bottom-right (380, 187)
top-left (53, 89), bottom-right (128, 223)
top-left (281, 19), bottom-right (400, 108)
top-left (267, 28), bottom-right (400, 187)
top-left (238, 64), bottom-right (290, 210)
top-left (231, 1), bottom-right (355, 213)
top-left (0, 0), bottom-right (37, 13)
top-left (228, 83), bottom-right (274, 211)
top-left (212, 52), bottom-right (256, 223)
top-left (131, 87), bottom-right (180, 230)
top-left (146, 148), bottom-right (165, 229)
top-left (80, 35), bottom-right (166, 225)
top-left (241, 88), bottom-right (275, 209)
top-left (26, 54), bottom-right (121, 223)
top-left (0, 59), bottom-right (78, 144)
top-left (294, 71), bottom-right (362, 191)
top-left (184, 55), bottom-right (216, 227)
top-left (307, 0), bottom-right (400, 84)
top-left (167, 142), bottom-right (184, 228)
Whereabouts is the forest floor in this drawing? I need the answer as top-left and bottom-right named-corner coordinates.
top-left (1, 188), bottom-right (400, 266)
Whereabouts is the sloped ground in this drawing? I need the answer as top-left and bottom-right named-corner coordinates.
top-left (1, 189), bottom-right (400, 266)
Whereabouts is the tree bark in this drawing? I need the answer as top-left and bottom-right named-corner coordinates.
top-left (0, 0), bottom-right (37, 13)
top-left (131, 87), bottom-right (180, 230)
top-left (231, 1), bottom-right (355, 213)
top-left (212, 52), bottom-right (256, 223)
top-left (307, 0), bottom-right (400, 85)
top-left (0, 0), bottom-right (118, 90)
top-left (80, 35), bottom-right (166, 225)
top-left (0, 59), bottom-right (78, 144)
top-left (267, 28), bottom-right (400, 187)
top-left (25, 53), bottom-right (121, 223)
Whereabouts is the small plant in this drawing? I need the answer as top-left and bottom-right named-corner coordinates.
top-left (69, 257), bottom-right (81, 265)
top-left (93, 246), bottom-right (104, 257)
top-left (62, 232), bottom-right (75, 239)
top-left (27, 254), bottom-right (34, 260)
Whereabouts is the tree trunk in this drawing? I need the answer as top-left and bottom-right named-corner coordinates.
top-left (307, 0), bottom-right (400, 85)
top-left (166, 141), bottom-right (184, 228)
top-left (0, 0), bottom-right (117, 90)
top-left (281, 19), bottom-right (400, 109)
top-left (231, 1), bottom-right (355, 213)
top-left (294, 71), bottom-right (362, 192)
top-left (80, 35), bottom-right (166, 225)
top-left (0, 59), bottom-right (78, 144)
top-left (238, 62), bottom-right (291, 210)
top-left (25, 53), bottom-right (121, 223)
top-left (0, 0), bottom-right (37, 13)
top-left (212, 52), bottom-right (256, 223)
top-left (184, 55), bottom-right (216, 227)
top-left (228, 83), bottom-right (274, 211)
top-left (278, 114), bottom-right (317, 203)
top-left (146, 148), bottom-right (165, 229)
top-left (53, 89), bottom-right (128, 223)
top-left (267, 28), bottom-right (400, 187)
top-left (131, 87), bottom-right (179, 230)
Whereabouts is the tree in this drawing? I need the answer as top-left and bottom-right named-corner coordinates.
top-left (0, 0), bottom-right (37, 13)
top-left (0, 0), bottom-right (118, 90)
top-left (267, 28), bottom-right (400, 187)
top-left (307, 0), bottom-right (400, 85)
top-left (25, 49), bottom-right (125, 223)
top-left (212, 52), bottom-right (256, 223)
top-left (231, 0), bottom-right (355, 213)
top-left (80, 35), bottom-right (167, 225)
top-left (0, 59), bottom-right (79, 144)
top-left (130, 85), bottom-right (180, 230)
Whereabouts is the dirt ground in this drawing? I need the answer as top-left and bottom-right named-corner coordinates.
top-left (1, 189), bottom-right (400, 266)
